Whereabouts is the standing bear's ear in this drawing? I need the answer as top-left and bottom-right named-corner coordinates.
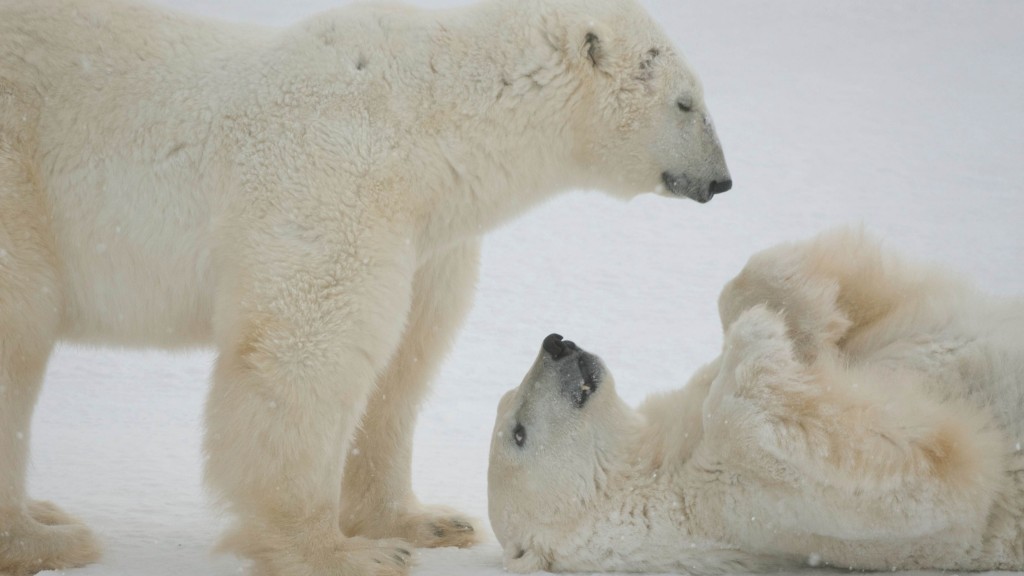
top-left (559, 18), bottom-right (613, 71)
top-left (584, 32), bottom-right (603, 67)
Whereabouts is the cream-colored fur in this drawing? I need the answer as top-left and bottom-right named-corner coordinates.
top-left (489, 228), bottom-right (1024, 573)
top-left (0, 0), bottom-right (730, 574)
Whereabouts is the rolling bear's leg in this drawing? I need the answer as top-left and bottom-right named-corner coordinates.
top-left (701, 305), bottom-right (1003, 566)
top-left (717, 228), bottom-right (945, 362)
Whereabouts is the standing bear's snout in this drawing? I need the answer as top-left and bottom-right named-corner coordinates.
top-left (709, 179), bottom-right (732, 195)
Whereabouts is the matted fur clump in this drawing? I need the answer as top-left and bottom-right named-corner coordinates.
top-left (489, 227), bottom-right (1024, 573)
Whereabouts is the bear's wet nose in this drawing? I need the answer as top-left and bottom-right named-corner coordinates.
top-left (709, 179), bottom-right (732, 195)
top-left (543, 333), bottom-right (577, 360)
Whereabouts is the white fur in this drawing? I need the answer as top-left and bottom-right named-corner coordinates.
top-left (0, 0), bottom-right (729, 574)
top-left (489, 228), bottom-right (1024, 573)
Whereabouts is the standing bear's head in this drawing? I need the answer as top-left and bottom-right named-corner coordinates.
top-left (488, 333), bottom-right (639, 572)
top-left (517, 0), bottom-right (732, 203)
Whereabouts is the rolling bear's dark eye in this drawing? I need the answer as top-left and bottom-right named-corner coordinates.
top-left (513, 422), bottom-right (526, 447)
top-left (677, 98), bottom-right (693, 113)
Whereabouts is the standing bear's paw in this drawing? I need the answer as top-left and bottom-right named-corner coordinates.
top-left (342, 505), bottom-right (479, 549)
top-left (0, 500), bottom-right (101, 576)
top-left (223, 522), bottom-right (415, 576)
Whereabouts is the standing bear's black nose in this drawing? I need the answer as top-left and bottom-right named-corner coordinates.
top-left (543, 333), bottom-right (578, 360)
top-left (709, 179), bottom-right (732, 195)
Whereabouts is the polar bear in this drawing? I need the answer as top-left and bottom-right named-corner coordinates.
top-left (489, 228), bottom-right (1024, 573)
top-left (0, 0), bottom-right (730, 574)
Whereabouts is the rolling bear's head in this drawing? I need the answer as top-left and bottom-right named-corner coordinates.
top-left (487, 333), bottom-right (636, 571)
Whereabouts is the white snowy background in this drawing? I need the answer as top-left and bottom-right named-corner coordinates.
top-left (27, 1), bottom-right (1024, 575)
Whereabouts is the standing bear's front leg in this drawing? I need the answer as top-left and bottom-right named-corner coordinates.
top-left (203, 220), bottom-right (418, 576)
top-left (340, 241), bottom-right (482, 549)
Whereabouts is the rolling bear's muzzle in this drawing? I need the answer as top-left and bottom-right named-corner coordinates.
top-left (539, 334), bottom-right (601, 408)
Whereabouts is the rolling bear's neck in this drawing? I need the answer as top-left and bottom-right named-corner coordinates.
top-left (538, 400), bottom-right (742, 574)
top-left (560, 453), bottom-right (742, 573)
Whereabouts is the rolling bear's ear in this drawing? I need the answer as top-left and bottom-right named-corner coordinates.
top-left (584, 32), bottom-right (603, 67)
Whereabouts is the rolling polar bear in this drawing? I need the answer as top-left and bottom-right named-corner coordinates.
top-left (0, 0), bottom-right (731, 574)
top-left (489, 228), bottom-right (1024, 573)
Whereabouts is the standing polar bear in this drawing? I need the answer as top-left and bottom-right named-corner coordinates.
top-left (0, 0), bottom-right (730, 574)
top-left (489, 228), bottom-right (1024, 573)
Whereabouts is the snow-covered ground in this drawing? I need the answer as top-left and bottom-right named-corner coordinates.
top-left (27, 1), bottom-right (1024, 575)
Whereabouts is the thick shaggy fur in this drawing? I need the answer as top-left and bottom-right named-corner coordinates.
top-left (0, 0), bottom-right (730, 574)
top-left (489, 228), bottom-right (1024, 573)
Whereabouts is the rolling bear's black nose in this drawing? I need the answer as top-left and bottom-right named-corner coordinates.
top-left (543, 333), bottom-right (577, 360)
top-left (709, 179), bottom-right (732, 195)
